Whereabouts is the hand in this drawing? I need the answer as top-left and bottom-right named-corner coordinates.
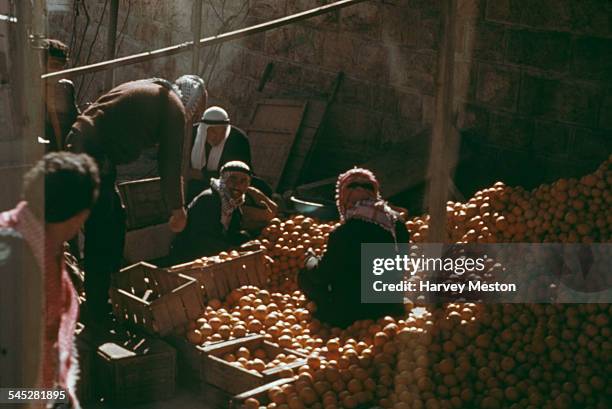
top-left (246, 186), bottom-right (267, 203)
top-left (168, 208), bottom-right (187, 232)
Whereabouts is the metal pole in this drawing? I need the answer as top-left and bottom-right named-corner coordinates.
top-left (104, 0), bottom-right (120, 89)
top-left (426, 0), bottom-right (458, 242)
top-left (43, 0), bottom-right (370, 80)
top-left (191, 0), bottom-right (203, 73)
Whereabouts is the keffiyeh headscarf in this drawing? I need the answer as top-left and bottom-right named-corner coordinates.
top-left (335, 167), bottom-right (400, 239)
top-left (210, 161), bottom-right (251, 231)
top-left (173, 74), bottom-right (207, 120)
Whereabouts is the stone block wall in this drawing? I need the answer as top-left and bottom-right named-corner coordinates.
top-left (47, 0), bottom-right (611, 189)
top-left (455, 0), bottom-right (612, 188)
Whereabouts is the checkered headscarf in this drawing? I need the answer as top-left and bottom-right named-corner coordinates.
top-left (335, 167), bottom-right (400, 238)
top-left (210, 161), bottom-right (251, 231)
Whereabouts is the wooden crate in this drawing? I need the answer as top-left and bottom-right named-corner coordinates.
top-left (201, 335), bottom-right (307, 395)
top-left (95, 336), bottom-right (176, 405)
top-left (167, 251), bottom-right (269, 301)
top-left (110, 262), bottom-right (204, 336)
top-left (117, 177), bottom-right (170, 230)
top-left (230, 378), bottom-right (296, 409)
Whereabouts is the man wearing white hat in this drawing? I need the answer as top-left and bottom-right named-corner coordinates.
top-left (65, 74), bottom-right (207, 323)
top-left (188, 106), bottom-right (252, 201)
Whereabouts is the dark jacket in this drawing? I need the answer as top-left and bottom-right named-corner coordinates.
top-left (298, 218), bottom-right (409, 328)
top-left (186, 125), bottom-right (256, 202)
top-left (70, 80), bottom-right (185, 210)
top-left (169, 188), bottom-right (249, 264)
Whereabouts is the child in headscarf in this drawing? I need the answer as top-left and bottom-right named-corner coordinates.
top-left (298, 168), bottom-right (409, 327)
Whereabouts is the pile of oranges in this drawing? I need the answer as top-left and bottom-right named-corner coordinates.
top-left (182, 157), bottom-right (611, 409)
top-left (257, 216), bottom-right (337, 292)
top-left (408, 154), bottom-right (611, 244)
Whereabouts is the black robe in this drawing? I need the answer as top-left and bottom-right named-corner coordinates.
top-left (298, 218), bottom-right (409, 328)
top-left (169, 188), bottom-right (249, 264)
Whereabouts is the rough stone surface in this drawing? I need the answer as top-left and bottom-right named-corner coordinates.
top-left (44, 0), bottom-right (612, 186)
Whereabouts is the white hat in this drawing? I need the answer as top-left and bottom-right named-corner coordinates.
top-left (201, 106), bottom-right (230, 125)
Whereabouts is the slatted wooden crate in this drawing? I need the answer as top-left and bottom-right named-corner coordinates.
top-left (110, 262), bottom-right (204, 336)
top-left (94, 336), bottom-right (176, 405)
top-left (117, 177), bottom-right (169, 230)
top-left (230, 378), bottom-right (296, 409)
top-left (167, 250), bottom-right (269, 301)
top-left (201, 335), bottom-right (308, 395)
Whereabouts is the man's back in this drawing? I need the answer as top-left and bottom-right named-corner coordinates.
top-left (72, 80), bottom-right (185, 164)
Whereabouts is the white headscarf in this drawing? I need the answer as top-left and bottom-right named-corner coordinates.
top-left (191, 106), bottom-right (231, 171)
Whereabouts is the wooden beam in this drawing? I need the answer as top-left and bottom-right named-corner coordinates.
top-left (104, 0), bottom-right (120, 89)
top-left (42, 0), bottom-right (370, 80)
top-left (426, 0), bottom-right (458, 242)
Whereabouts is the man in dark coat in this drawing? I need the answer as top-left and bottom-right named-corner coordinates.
top-left (170, 161), bottom-right (253, 263)
top-left (65, 75), bottom-right (207, 323)
top-left (187, 105), bottom-right (272, 202)
top-left (298, 168), bottom-right (408, 328)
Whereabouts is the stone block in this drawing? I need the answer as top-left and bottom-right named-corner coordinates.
top-left (519, 75), bottom-right (601, 127)
top-left (570, 128), bottom-right (612, 162)
top-left (572, 36), bottom-right (612, 81)
top-left (340, 2), bottom-right (382, 40)
top-left (388, 48), bottom-right (436, 92)
top-left (248, 0), bottom-right (287, 19)
top-left (357, 43), bottom-right (389, 82)
top-left (321, 33), bottom-right (361, 74)
top-left (532, 120), bottom-right (570, 157)
top-left (398, 91), bottom-right (422, 122)
top-left (475, 64), bottom-right (520, 111)
top-left (290, 26), bottom-right (325, 66)
top-left (370, 86), bottom-right (401, 116)
top-left (488, 112), bottom-right (533, 149)
top-left (380, 4), bottom-right (419, 46)
top-left (264, 26), bottom-right (294, 59)
top-left (268, 61), bottom-right (304, 90)
top-left (468, 22), bottom-right (506, 62)
top-left (506, 29), bottom-right (570, 72)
